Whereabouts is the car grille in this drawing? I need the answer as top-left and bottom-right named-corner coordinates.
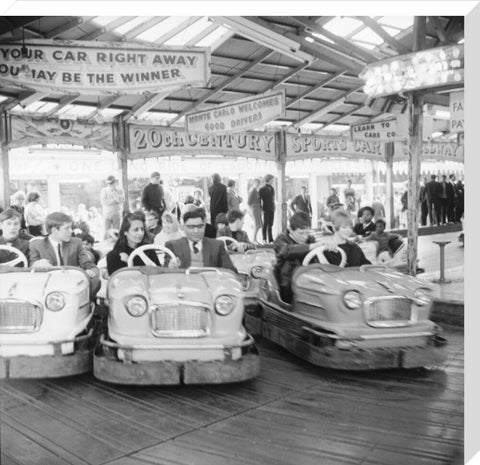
top-left (365, 297), bottom-right (412, 327)
top-left (0, 300), bottom-right (42, 333)
top-left (151, 303), bottom-right (210, 337)
top-left (238, 273), bottom-right (251, 291)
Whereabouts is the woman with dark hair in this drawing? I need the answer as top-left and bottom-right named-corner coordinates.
top-left (106, 212), bottom-right (160, 275)
top-left (24, 191), bottom-right (47, 236)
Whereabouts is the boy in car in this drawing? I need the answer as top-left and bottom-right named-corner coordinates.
top-left (273, 211), bottom-right (323, 303)
top-left (0, 208), bottom-right (30, 266)
top-left (353, 206), bottom-right (376, 237)
top-left (217, 209), bottom-right (256, 253)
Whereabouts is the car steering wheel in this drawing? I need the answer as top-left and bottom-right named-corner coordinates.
top-left (217, 236), bottom-right (240, 250)
top-left (0, 245), bottom-right (28, 267)
top-left (127, 244), bottom-right (177, 267)
top-left (302, 245), bottom-right (347, 267)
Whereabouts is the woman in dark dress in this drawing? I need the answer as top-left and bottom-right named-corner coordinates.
top-left (106, 212), bottom-right (160, 275)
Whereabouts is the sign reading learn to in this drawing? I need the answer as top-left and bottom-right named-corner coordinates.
top-left (350, 117), bottom-right (407, 142)
top-left (185, 90), bottom-right (285, 134)
top-left (0, 39), bottom-right (210, 95)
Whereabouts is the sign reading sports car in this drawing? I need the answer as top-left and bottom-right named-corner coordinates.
top-left (185, 90), bottom-right (285, 134)
top-left (0, 39), bottom-right (210, 95)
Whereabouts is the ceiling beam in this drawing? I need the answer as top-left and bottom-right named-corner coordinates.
top-left (313, 104), bottom-right (364, 133)
top-left (44, 93), bottom-right (80, 117)
top-left (154, 17), bottom-right (202, 45)
top-left (185, 21), bottom-right (218, 46)
top-left (292, 16), bottom-right (379, 63)
top-left (287, 71), bottom-right (345, 108)
top-left (123, 92), bottom-right (171, 120)
top-left (1, 91), bottom-right (40, 112)
top-left (78, 17), bottom-right (133, 41)
top-left (123, 17), bottom-right (167, 40)
top-left (84, 95), bottom-right (121, 120)
top-left (45, 17), bottom-right (85, 39)
top-left (295, 85), bottom-right (364, 127)
top-left (357, 16), bottom-right (411, 55)
top-left (428, 16), bottom-right (449, 44)
top-left (168, 49), bottom-right (273, 126)
top-left (264, 61), bottom-right (313, 92)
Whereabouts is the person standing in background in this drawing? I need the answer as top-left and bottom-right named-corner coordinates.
top-left (226, 179), bottom-right (242, 212)
top-left (455, 177), bottom-right (464, 223)
top-left (141, 171), bottom-right (165, 219)
top-left (208, 173), bottom-right (228, 233)
top-left (25, 191), bottom-right (47, 236)
top-left (290, 185), bottom-right (312, 217)
top-left (425, 175), bottom-right (440, 226)
top-left (447, 174), bottom-right (457, 223)
top-left (247, 178), bottom-right (262, 244)
top-left (100, 175), bottom-right (125, 237)
top-left (439, 175), bottom-right (449, 225)
top-left (419, 178), bottom-right (428, 226)
top-left (10, 190), bottom-right (27, 231)
top-left (259, 174), bottom-right (275, 244)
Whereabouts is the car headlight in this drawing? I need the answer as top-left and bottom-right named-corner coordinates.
top-left (125, 295), bottom-right (148, 317)
top-left (45, 292), bottom-right (66, 311)
top-left (414, 288), bottom-right (431, 306)
top-left (251, 265), bottom-right (263, 279)
top-left (343, 290), bottom-right (361, 309)
top-left (215, 295), bottom-right (235, 316)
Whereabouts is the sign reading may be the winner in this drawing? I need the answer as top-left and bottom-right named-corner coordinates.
top-left (0, 39), bottom-right (210, 95)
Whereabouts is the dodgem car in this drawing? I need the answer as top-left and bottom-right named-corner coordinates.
top-left (217, 236), bottom-right (276, 311)
top-left (247, 245), bottom-right (446, 370)
top-left (0, 245), bottom-right (95, 378)
top-left (94, 244), bottom-right (260, 385)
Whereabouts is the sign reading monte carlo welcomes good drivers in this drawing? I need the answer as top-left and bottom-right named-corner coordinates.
top-left (185, 90), bottom-right (285, 134)
top-left (0, 39), bottom-right (210, 95)
top-left (129, 125), bottom-right (277, 160)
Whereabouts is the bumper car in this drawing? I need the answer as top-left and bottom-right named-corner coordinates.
top-left (246, 245), bottom-right (446, 371)
top-left (94, 244), bottom-right (260, 385)
top-left (217, 236), bottom-right (276, 310)
top-left (0, 245), bottom-right (95, 378)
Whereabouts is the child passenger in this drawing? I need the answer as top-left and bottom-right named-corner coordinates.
top-left (216, 209), bottom-right (255, 253)
top-left (365, 219), bottom-right (401, 256)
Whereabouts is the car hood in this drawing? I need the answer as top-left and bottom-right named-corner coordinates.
top-left (230, 250), bottom-right (275, 273)
top-left (293, 264), bottom-right (431, 299)
top-left (108, 267), bottom-right (243, 304)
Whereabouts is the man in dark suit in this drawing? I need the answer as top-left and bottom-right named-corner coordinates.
top-left (141, 171), bottom-right (166, 218)
top-left (419, 178), bottom-right (428, 226)
top-left (208, 173), bottom-right (228, 236)
top-left (425, 175), bottom-right (441, 226)
top-left (29, 212), bottom-right (101, 299)
top-left (165, 208), bottom-right (236, 273)
top-left (290, 185), bottom-right (312, 217)
top-left (447, 174), bottom-right (457, 223)
top-left (259, 174), bottom-right (276, 244)
top-left (0, 208), bottom-right (30, 266)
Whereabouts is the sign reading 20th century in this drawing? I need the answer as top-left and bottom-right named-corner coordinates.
top-left (0, 39), bottom-right (210, 95)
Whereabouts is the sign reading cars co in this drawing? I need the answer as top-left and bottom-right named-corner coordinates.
top-left (350, 116), bottom-right (408, 142)
top-left (185, 90), bottom-right (285, 134)
top-left (0, 39), bottom-right (210, 95)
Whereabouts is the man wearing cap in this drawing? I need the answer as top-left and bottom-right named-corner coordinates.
top-left (141, 172), bottom-right (166, 219)
top-left (100, 175), bottom-right (125, 238)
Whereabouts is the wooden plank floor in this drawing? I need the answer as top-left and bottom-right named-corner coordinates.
top-left (0, 330), bottom-right (463, 465)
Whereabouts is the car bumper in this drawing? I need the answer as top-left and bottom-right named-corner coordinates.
top-left (93, 334), bottom-right (261, 385)
top-left (0, 330), bottom-right (93, 379)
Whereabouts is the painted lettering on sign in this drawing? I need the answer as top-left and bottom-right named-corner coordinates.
top-left (129, 125), bottom-right (276, 160)
top-left (0, 39), bottom-right (210, 95)
top-left (450, 91), bottom-right (464, 134)
top-left (350, 118), bottom-right (406, 142)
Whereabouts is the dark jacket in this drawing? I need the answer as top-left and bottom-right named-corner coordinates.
top-left (353, 221), bottom-right (376, 237)
top-left (0, 236), bottom-right (30, 266)
top-left (273, 232), bottom-right (316, 288)
top-left (259, 184), bottom-right (275, 212)
top-left (106, 245), bottom-right (160, 275)
top-left (141, 183), bottom-right (165, 212)
top-left (290, 194), bottom-right (312, 215)
top-left (216, 226), bottom-right (255, 251)
top-left (165, 236), bottom-right (237, 273)
top-left (208, 182), bottom-right (228, 223)
top-left (324, 242), bottom-right (371, 267)
top-left (425, 180), bottom-right (441, 201)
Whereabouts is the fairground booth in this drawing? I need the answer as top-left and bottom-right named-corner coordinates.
top-left (0, 16), bottom-right (464, 272)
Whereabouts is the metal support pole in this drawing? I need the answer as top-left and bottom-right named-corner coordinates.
top-left (433, 240), bottom-right (451, 284)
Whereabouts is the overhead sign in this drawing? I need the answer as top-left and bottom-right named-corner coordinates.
top-left (360, 44), bottom-right (464, 98)
top-left (185, 90), bottom-right (285, 134)
top-left (286, 134), bottom-right (385, 161)
top-left (450, 91), bottom-right (464, 133)
top-left (0, 39), bottom-right (210, 95)
top-left (8, 116), bottom-right (114, 151)
top-left (396, 140), bottom-right (464, 162)
top-left (128, 125), bottom-right (277, 160)
top-left (350, 117), bottom-right (407, 142)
